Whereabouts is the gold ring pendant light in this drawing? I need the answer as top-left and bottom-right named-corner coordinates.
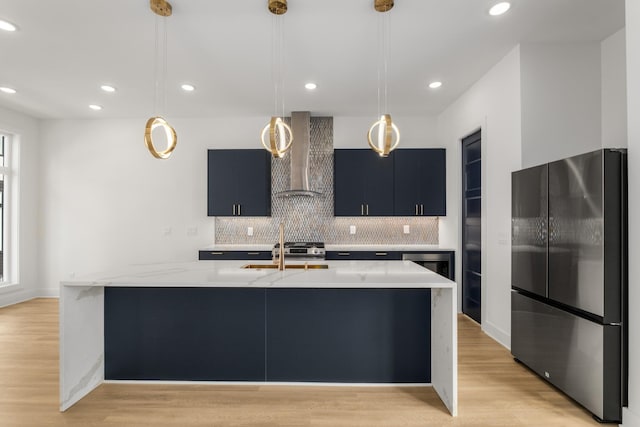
top-left (145, 117), bottom-right (177, 159)
top-left (145, 0), bottom-right (177, 159)
top-left (260, 0), bottom-right (293, 158)
top-left (367, 0), bottom-right (400, 158)
top-left (368, 114), bottom-right (400, 157)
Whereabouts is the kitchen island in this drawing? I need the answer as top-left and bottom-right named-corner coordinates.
top-left (60, 260), bottom-right (457, 415)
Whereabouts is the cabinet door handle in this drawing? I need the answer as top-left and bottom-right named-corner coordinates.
top-left (361, 204), bottom-right (364, 216)
top-left (421, 204), bottom-right (424, 215)
top-left (375, 252), bottom-right (388, 256)
top-left (210, 252), bottom-right (224, 255)
top-left (247, 252), bottom-right (260, 255)
top-left (366, 204), bottom-right (369, 215)
top-left (232, 204), bottom-right (236, 215)
top-left (238, 204), bottom-right (241, 216)
top-left (415, 204), bottom-right (418, 215)
top-left (338, 252), bottom-right (351, 256)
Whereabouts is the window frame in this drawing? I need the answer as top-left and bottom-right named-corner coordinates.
top-left (0, 132), bottom-right (18, 287)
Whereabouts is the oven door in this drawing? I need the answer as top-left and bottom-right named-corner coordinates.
top-left (402, 253), bottom-right (452, 280)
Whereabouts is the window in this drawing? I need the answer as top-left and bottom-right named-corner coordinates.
top-left (0, 135), bottom-right (5, 281)
top-left (0, 133), bottom-right (14, 285)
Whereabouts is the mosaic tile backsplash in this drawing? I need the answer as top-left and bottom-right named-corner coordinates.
top-left (215, 117), bottom-right (439, 245)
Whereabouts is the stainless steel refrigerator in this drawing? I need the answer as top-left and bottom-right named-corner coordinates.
top-left (511, 148), bottom-right (627, 423)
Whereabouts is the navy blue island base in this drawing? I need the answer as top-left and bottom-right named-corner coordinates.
top-left (105, 287), bottom-right (431, 383)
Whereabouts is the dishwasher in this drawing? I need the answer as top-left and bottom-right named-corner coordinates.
top-left (402, 253), bottom-right (453, 280)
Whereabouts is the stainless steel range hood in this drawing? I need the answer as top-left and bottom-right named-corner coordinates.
top-left (276, 111), bottom-right (321, 197)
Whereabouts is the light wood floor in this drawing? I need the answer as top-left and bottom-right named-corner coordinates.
top-left (0, 299), bottom-right (605, 426)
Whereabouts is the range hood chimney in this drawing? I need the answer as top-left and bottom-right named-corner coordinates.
top-left (276, 111), bottom-right (321, 197)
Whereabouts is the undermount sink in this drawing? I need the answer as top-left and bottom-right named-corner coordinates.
top-left (242, 263), bottom-right (329, 270)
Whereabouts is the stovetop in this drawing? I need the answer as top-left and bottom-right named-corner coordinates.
top-left (273, 242), bottom-right (326, 258)
top-left (274, 242), bottom-right (325, 249)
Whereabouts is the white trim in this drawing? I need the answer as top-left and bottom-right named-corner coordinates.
top-left (0, 132), bottom-right (20, 287)
top-left (0, 287), bottom-right (36, 308)
top-left (482, 319), bottom-right (510, 350)
top-left (104, 380), bottom-right (432, 387)
top-left (623, 407), bottom-right (640, 427)
top-left (35, 288), bottom-right (59, 298)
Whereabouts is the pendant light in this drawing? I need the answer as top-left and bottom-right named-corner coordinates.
top-left (260, 0), bottom-right (293, 158)
top-left (367, 0), bottom-right (400, 157)
top-left (144, 0), bottom-right (178, 159)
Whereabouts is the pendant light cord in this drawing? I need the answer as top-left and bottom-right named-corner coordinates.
top-left (154, 15), bottom-right (159, 116)
top-left (153, 14), bottom-right (169, 117)
top-left (271, 13), bottom-right (286, 119)
top-left (163, 17), bottom-right (168, 117)
top-left (377, 12), bottom-right (390, 116)
top-left (384, 11), bottom-right (389, 114)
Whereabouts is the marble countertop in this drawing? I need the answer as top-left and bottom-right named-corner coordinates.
top-left (61, 260), bottom-right (455, 289)
top-left (200, 244), bottom-right (455, 252)
top-left (325, 244), bottom-right (454, 251)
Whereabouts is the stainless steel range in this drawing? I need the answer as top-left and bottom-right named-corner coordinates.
top-left (272, 242), bottom-right (326, 259)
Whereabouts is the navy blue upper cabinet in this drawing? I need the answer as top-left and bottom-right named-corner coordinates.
top-left (334, 149), bottom-right (395, 216)
top-left (207, 150), bottom-right (271, 216)
top-left (334, 148), bottom-right (446, 217)
top-left (394, 149), bottom-right (446, 216)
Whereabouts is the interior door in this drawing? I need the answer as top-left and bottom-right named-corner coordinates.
top-left (462, 130), bottom-right (481, 323)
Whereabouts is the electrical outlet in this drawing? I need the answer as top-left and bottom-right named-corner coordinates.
top-left (403, 225), bottom-right (410, 234)
top-left (247, 226), bottom-right (254, 236)
top-left (349, 225), bottom-right (356, 235)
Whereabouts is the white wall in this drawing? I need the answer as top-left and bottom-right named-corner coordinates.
top-left (38, 115), bottom-right (439, 294)
top-left (624, 2), bottom-right (640, 426)
top-left (437, 46), bottom-right (522, 348)
top-left (0, 106), bottom-right (41, 307)
top-left (520, 43), bottom-right (602, 167)
top-left (602, 29), bottom-right (628, 149)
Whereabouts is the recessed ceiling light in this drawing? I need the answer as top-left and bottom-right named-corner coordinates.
top-left (100, 85), bottom-right (117, 93)
top-left (428, 81), bottom-right (443, 89)
top-left (0, 19), bottom-right (17, 32)
top-left (305, 83), bottom-right (317, 90)
top-left (489, 2), bottom-right (511, 16)
top-left (0, 86), bottom-right (17, 94)
top-left (181, 84), bottom-right (195, 92)
top-left (88, 104), bottom-right (103, 111)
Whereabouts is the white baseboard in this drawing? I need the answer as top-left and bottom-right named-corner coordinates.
top-left (482, 320), bottom-right (510, 350)
top-left (0, 288), bottom-right (37, 308)
top-left (35, 288), bottom-right (60, 298)
top-left (623, 407), bottom-right (640, 427)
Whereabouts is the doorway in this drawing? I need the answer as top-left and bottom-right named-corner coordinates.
top-left (461, 130), bottom-right (481, 323)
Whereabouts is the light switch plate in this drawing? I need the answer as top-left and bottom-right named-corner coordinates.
top-left (403, 225), bottom-right (410, 234)
top-left (247, 226), bottom-right (254, 236)
top-left (349, 225), bottom-right (356, 235)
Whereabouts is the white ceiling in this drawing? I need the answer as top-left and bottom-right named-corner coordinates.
top-left (0, 0), bottom-right (625, 119)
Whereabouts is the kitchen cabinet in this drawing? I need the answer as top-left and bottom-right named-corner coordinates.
top-left (207, 149), bottom-right (271, 217)
top-left (333, 149), bottom-right (446, 217)
top-left (199, 251), bottom-right (272, 261)
top-left (326, 250), bottom-right (454, 281)
top-left (325, 251), bottom-right (402, 261)
top-left (334, 149), bottom-right (394, 216)
top-left (104, 287), bottom-right (430, 383)
top-left (394, 149), bottom-right (446, 216)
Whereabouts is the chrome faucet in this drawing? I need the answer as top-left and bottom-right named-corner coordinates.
top-left (276, 222), bottom-right (285, 271)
